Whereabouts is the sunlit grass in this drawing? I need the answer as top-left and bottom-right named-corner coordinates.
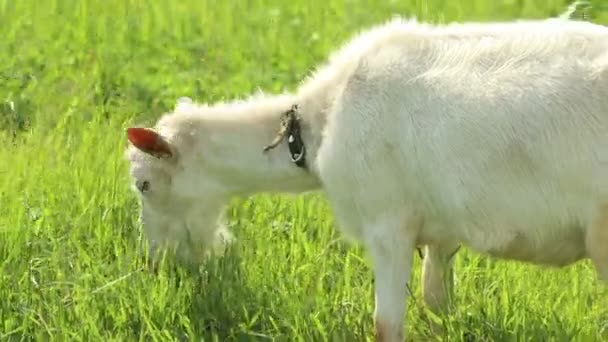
top-left (1, 0), bottom-right (608, 340)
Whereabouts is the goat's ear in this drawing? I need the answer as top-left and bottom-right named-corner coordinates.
top-left (127, 127), bottom-right (174, 159)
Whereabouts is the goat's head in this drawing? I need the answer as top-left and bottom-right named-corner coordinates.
top-left (125, 121), bottom-right (232, 267)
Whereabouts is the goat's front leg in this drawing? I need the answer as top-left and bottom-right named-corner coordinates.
top-left (363, 215), bottom-right (419, 342)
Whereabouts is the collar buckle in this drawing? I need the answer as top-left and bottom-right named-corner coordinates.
top-left (263, 104), bottom-right (308, 170)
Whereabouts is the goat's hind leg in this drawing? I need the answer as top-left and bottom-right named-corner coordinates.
top-left (587, 204), bottom-right (608, 282)
top-left (421, 242), bottom-right (460, 329)
top-left (418, 243), bottom-right (460, 337)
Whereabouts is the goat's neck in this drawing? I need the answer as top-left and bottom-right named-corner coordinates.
top-left (202, 94), bottom-right (324, 196)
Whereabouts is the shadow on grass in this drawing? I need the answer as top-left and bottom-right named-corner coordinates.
top-left (148, 243), bottom-right (292, 341)
top-left (146, 239), bottom-right (369, 341)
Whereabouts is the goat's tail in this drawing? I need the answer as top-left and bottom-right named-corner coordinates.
top-left (558, 0), bottom-right (593, 21)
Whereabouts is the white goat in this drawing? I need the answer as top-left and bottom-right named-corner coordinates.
top-left (126, 14), bottom-right (608, 342)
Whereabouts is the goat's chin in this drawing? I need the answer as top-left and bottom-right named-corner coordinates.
top-left (209, 222), bottom-right (234, 256)
top-left (175, 224), bottom-right (234, 269)
top-left (144, 222), bottom-right (235, 274)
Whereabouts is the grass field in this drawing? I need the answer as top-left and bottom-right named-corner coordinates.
top-left (2, 0), bottom-right (608, 340)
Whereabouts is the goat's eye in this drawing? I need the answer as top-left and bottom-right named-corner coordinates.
top-left (137, 180), bottom-right (150, 193)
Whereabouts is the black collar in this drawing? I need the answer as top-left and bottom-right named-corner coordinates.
top-left (284, 105), bottom-right (307, 168)
top-left (263, 104), bottom-right (307, 169)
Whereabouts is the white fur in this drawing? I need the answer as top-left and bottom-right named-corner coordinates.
top-left (126, 14), bottom-right (608, 341)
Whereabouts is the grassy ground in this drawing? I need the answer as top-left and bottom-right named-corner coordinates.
top-left (2, 0), bottom-right (608, 340)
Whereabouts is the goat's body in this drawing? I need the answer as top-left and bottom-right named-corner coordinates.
top-left (309, 18), bottom-right (608, 340)
top-left (315, 18), bottom-right (608, 264)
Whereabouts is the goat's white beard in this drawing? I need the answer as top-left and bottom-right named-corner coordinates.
top-left (144, 223), bottom-right (234, 273)
top-left (139, 203), bottom-right (235, 272)
top-left (179, 219), bottom-right (234, 268)
top-left (207, 220), bottom-right (234, 257)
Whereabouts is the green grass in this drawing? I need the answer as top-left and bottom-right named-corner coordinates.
top-left (1, 0), bottom-right (608, 340)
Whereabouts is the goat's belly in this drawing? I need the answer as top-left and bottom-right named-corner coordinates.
top-left (462, 224), bottom-right (588, 267)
